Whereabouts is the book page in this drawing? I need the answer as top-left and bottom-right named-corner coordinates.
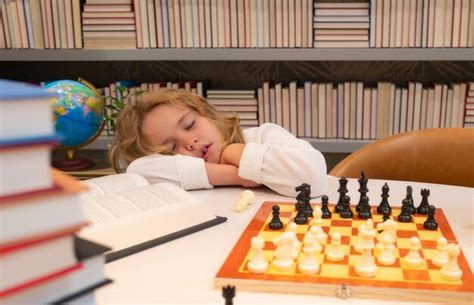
top-left (78, 183), bottom-right (216, 253)
top-left (79, 173), bottom-right (149, 200)
top-left (80, 182), bottom-right (199, 224)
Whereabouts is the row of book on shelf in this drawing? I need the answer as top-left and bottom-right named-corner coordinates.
top-left (1, 0), bottom-right (473, 49)
top-left (0, 79), bottom-right (111, 304)
top-left (98, 79), bottom-right (473, 140)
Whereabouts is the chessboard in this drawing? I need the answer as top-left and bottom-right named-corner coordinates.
top-left (214, 201), bottom-right (473, 303)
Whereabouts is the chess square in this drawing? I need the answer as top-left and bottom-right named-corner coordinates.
top-left (413, 215), bottom-right (428, 224)
top-left (375, 266), bottom-right (404, 281)
top-left (397, 229), bottom-right (419, 239)
top-left (402, 268), bottom-right (430, 281)
top-left (351, 220), bottom-right (366, 228)
top-left (397, 222), bottom-right (418, 231)
top-left (396, 238), bottom-right (413, 249)
top-left (400, 257), bottom-right (428, 269)
top-left (320, 264), bottom-right (349, 278)
top-left (420, 239), bottom-right (438, 249)
top-left (329, 226), bottom-right (352, 236)
top-left (418, 230), bottom-right (442, 241)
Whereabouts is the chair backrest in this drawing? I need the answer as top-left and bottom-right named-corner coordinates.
top-left (329, 128), bottom-right (474, 188)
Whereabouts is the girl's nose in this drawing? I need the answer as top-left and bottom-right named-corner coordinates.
top-left (187, 139), bottom-right (198, 150)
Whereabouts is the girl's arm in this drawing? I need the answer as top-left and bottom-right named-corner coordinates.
top-left (237, 123), bottom-right (328, 197)
top-left (204, 162), bottom-right (260, 187)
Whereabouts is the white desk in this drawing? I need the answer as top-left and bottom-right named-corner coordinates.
top-left (95, 176), bottom-right (474, 305)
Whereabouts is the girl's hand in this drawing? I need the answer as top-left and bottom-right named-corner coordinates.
top-left (220, 143), bottom-right (245, 167)
top-left (238, 176), bottom-right (262, 188)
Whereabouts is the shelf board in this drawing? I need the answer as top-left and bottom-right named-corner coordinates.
top-left (82, 136), bottom-right (372, 153)
top-left (1, 48), bottom-right (472, 61)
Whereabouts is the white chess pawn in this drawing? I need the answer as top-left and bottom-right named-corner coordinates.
top-left (354, 224), bottom-right (367, 253)
top-left (271, 232), bottom-right (295, 271)
top-left (326, 232), bottom-right (345, 262)
top-left (298, 236), bottom-right (321, 274)
top-left (355, 241), bottom-right (377, 277)
top-left (440, 243), bottom-right (463, 281)
top-left (303, 232), bottom-right (322, 254)
top-left (404, 237), bottom-right (424, 267)
top-left (376, 234), bottom-right (396, 265)
top-left (247, 236), bottom-right (269, 273)
top-left (310, 205), bottom-right (323, 226)
top-left (432, 236), bottom-right (449, 267)
top-left (286, 222), bottom-right (301, 259)
top-left (234, 190), bottom-right (256, 212)
top-left (309, 226), bottom-right (328, 245)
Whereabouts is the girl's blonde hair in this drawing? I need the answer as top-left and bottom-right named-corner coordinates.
top-left (109, 89), bottom-right (244, 173)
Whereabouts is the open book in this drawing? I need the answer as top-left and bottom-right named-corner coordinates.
top-left (77, 173), bottom-right (226, 262)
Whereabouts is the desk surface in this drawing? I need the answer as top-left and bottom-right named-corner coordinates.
top-left (95, 176), bottom-right (473, 305)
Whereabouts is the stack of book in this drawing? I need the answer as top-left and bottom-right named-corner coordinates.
top-left (313, 1), bottom-right (370, 48)
top-left (206, 90), bottom-right (258, 128)
top-left (82, 0), bottom-right (136, 49)
top-left (0, 79), bottom-right (111, 304)
top-left (465, 83), bottom-right (474, 128)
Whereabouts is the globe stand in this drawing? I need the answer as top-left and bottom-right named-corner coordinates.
top-left (52, 148), bottom-right (96, 171)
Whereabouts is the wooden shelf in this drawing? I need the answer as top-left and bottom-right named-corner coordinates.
top-left (0, 48), bottom-right (472, 61)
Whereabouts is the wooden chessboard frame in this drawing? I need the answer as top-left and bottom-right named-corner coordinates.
top-left (215, 201), bottom-right (474, 303)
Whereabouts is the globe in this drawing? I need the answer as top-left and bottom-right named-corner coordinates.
top-left (47, 79), bottom-right (105, 170)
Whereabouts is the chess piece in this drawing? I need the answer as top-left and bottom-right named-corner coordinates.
top-left (247, 236), bottom-right (269, 273)
top-left (356, 171), bottom-right (369, 212)
top-left (417, 189), bottom-right (431, 215)
top-left (302, 232), bottom-right (323, 254)
top-left (354, 224), bottom-right (367, 253)
top-left (272, 232), bottom-right (295, 271)
top-left (357, 196), bottom-right (372, 219)
top-left (376, 219), bottom-right (398, 252)
top-left (404, 237), bottom-right (424, 267)
top-left (321, 195), bottom-right (332, 219)
top-left (440, 243), bottom-right (463, 281)
top-left (222, 285), bottom-right (235, 305)
top-left (382, 209), bottom-right (391, 222)
top-left (355, 234), bottom-right (377, 277)
top-left (397, 199), bottom-right (413, 223)
top-left (377, 183), bottom-right (392, 215)
top-left (311, 226), bottom-right (328, 245)
top-left (298, 236), bottom-right (321, 274)
top-left (432, 236), bottom-right (449, 267)
top-left (404, 186), bottom-right (416, 215)
top-left (294, 206), bottom-right (308, 224)
top-left (423, 205), bottom-right (438, 230)
top-left (335, 177), bottom-right (348, 213)
top-left (269, 205), bottom-right (284, 230)
top-left (234, 190), bottom-right (256, 212)
top-left (339, 195), bottom-right (353, 219)
top-left (376, 234), bottom-right (396, 265)
top-left (285, 222), bottom-right (301, 259)
top-left (296, 183), bottom-right (313, 217)
top-left (327, 232), bottom-right (345, 262)
top-left (310, 205), bottom-right (323, 226)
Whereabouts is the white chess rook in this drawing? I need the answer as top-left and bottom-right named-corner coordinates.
top-left (247, 236), bottom-right (269, 273)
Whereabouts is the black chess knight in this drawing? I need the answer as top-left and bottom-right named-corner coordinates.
top-left (295, 183), bottom-right (313, 218)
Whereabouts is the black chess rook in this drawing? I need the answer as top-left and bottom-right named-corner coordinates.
top-left (222, 285), bottom-right (235, 305)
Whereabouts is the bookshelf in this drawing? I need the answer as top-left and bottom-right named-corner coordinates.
top-left (0, 49), bottom-right (473, 61)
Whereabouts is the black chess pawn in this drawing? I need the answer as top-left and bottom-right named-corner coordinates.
top-left (339, 195), bottom-right (353, 219)
top-left (269, 205), bottom-right (284, 230)
top-left (294, 205), bottom-right (309, 224)
top-left (417, 188), bottom-right (431, 215)
top-left (397, 199), bottom-right (413, 223)
top-left (356, 171), bottom-right (369, 212)
top-left (405, 186), bottom-right (416, 215)
top-left (382, 210), bottom-right (391, 222)
top-left (423, 205), bottom-right (439, 230)
top-left (377, 183), bottom-right (392, 215)
top-left (357, 196), bottom-right (372, 219)
top-left (321, 195), bottom-right (332, 219)
top-left (222, 285), bottom-right (235, 305)
top-left (335, 177), bottom-right (348, 213)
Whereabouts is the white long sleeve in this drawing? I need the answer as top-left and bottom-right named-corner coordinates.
top-left (239, 123), bottom-right (328, 197)
top-left (126, 154), bottom-right (213, 190)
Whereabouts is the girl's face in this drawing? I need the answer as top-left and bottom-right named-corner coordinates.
top-left (141, 104), bottom-right (224, 163)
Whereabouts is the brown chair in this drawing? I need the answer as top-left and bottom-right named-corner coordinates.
top-left (329, 128), bottom-right (474, 188)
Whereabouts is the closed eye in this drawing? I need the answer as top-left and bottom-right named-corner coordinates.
top-left (185, 120), bottom-right (195, 130)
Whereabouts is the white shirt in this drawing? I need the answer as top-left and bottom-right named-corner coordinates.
top-left (126, 123), bottom-right (328, 197)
